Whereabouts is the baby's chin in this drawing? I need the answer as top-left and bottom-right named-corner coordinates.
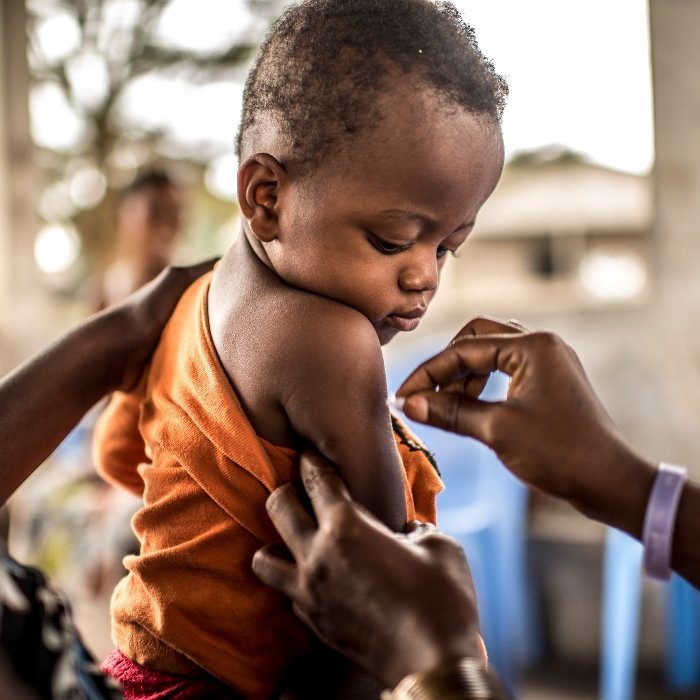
top-left (375, 324), bottom-right (402, 347)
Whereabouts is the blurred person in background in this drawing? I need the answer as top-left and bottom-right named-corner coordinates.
top-left (95, 170), bottom-right (184, 310)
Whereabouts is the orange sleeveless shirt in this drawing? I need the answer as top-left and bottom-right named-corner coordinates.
top-left (93, 274), bottom-right (443, 700)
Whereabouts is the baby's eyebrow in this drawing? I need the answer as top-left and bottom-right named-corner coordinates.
top-left (376, 209), bottom-right (435, 225)
top-left (376, 209), bottom-right (474, 234)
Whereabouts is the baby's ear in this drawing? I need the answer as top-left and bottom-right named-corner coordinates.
top-left (237, 153), bottom-right (286, 242)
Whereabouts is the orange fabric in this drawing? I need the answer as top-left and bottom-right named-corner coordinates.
top-left (93, 273), bottom-right (443, 700)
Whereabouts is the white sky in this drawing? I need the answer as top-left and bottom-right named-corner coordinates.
top-left (31, 0), bottom-right (654, 175)
top-left (452, 0), bottom-right (654, 173)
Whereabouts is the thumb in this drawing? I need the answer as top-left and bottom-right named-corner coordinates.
top-left (402, 391), bottom-right (494, 444)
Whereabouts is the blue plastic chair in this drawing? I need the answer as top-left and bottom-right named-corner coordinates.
top-left (384, 333), bottom-right (541, 695)
top-left (666, 570), bottom-right (700, 689)
top-left (600, 526), bottom-right (700, 700)
top-left (600, 527), bottom-right (644, 700)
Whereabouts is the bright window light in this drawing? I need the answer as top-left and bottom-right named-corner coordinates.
top-left (155, 0), bottom-right (253, 54)
top-left (30, 82), bottom-right (86, 152)
top-left (578, 249), bottom-right (648, 301)
top-left (34, 12), bottom-right (81, 64)
top-left (69, 166), bottom-right (107, 209)
top-left (34, 224), bottom-right (82, 275)
top-left (205, 152), bottom-right (238, 201)
top-left (66, 52), bottom-right (110, 110)
top-left (452, 0), bottom-right (653, 174)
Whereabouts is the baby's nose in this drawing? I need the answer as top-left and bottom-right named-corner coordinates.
top-left (398, 251), bottom-right (438, 292)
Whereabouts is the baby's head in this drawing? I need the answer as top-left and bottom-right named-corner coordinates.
top-left (236, 0), bottom-right (508, 344)
top-left (237, 0), bottom-right (507, 170)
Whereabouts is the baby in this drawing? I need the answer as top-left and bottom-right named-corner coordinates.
top-left (94, 1), bottom-right (507, 698)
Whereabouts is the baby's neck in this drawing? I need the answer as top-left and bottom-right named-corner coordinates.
top-left (214, 228), bottom-right (288, 305)
top-left (239, 227), bottom-right (276, 270)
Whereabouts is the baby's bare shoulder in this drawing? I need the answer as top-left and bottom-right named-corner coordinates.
top-left (281, 290), bottom-right (381, 367)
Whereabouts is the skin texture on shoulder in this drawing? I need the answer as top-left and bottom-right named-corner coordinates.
top-left (276, 297), bottom-right (407, 530)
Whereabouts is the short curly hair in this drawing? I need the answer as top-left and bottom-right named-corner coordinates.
top-left (236, 0), bottom-right (508, 170)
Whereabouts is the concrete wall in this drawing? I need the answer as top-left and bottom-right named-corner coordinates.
top-left (643, 0), bottom-right (700, 471)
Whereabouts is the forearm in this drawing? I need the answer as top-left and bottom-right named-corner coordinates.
top-left (568, 441), bottom-right (656, 540)
top-left (0, 261), bottom-right (214, 506)
top-left (570, 444), bottom-right (700, 589)
top-left (0, 312), bottom-right (129, 504)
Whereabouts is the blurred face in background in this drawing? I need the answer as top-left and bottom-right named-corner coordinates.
top-left (117, 183), bottom-right (183, 274)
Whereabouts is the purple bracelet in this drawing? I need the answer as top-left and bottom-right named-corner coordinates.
top-left (642, 462), bottom-right (688, 580)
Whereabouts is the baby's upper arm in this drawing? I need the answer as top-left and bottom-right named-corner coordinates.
top-left (282, 303), bottom-right (407, 531)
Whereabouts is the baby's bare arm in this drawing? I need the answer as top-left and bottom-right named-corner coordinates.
top-left (208, 249), bottom-right (408, 531)
top-left (281, 302), bottom-right (407, 533)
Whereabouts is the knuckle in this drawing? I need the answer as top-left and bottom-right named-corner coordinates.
top-left (536, 331), bottom-right (579, 364)
top-left (301, 464), bottom-right (324, 495)
top-left (325, 501), bottom-right (357, 537)
top-left (479, 412), bottom-right (499, 448)
top-left (532, 330), bottom-right (563, 351)
top-left (465, 315), bottom-right (490, 334)
top-left (442, 395), bottom-right (461, 433)
top-left (265, 483), bottom-right (293, 515)
top-left (451, 315), bottom-right (491, 342)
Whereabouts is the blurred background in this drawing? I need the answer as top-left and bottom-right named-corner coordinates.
top-left (1, 0), bottom-right (699, 698)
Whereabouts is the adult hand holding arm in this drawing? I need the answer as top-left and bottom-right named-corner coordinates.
top-left (0, 259), bottom-right (217, 505)
top-left (253, 451), bottom-right (489, 692)
top-left (396, 320), bottom-right (700, 588)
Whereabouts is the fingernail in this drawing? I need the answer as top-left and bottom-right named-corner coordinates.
top-left (388, 394), bottom-right (405, 412)
top-left (404, 396), bottom-right (428, 422)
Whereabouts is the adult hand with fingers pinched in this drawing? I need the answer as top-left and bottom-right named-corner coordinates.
top-left (252, 451), bottom-right (484, 689)
top-left (395, 318), bottom-right (657, 540)
top-left (434, 316), bottom-right (527, 399)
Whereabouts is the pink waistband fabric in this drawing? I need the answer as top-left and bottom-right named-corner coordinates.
top-left (101, 649), bottom-right (243, 700)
